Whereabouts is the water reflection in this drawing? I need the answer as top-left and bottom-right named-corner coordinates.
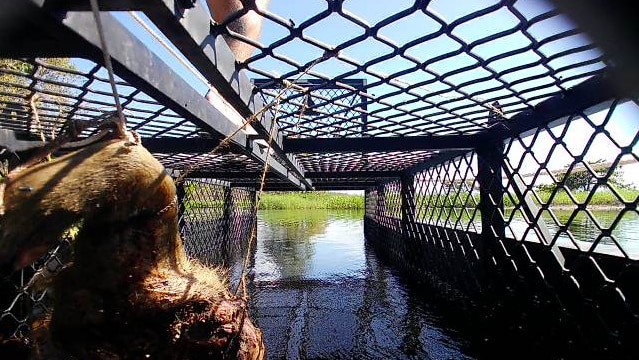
top-left (249, 209), bottom-right (474, 360)
top-left (255, 210), bottom-right (366, 281)
top-left (504, 209), bottom-right (639, 258)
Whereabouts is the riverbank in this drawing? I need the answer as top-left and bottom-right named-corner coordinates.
top-left (504, 188), bottom-right (638, 208)
top-left (259, 191), bottom-right (364, 210)
top-left (257, 188), bottom-right (637, 211)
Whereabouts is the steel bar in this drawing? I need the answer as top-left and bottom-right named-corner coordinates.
top-left (484, 73), bottom-right (627, 142)
top-left (403, 150), bottom-right (470, 177)
top-left (136, 0), bottom-right (311, 188)
top-left (142, 137), bottom-right (224, 154)
top-left (305, 171), bottom-right (402, 179)
top-left (1, 0), bottom-right (306, 190)
top-left (476, 143), bottom-right (506, 244)
top-left (308, 183), bottom-right (377, 191)
top-left (284, 135), bottom-right (478, 153)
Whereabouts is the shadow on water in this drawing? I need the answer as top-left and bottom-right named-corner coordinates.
top-left (248, 209), bottom-right (477, 360)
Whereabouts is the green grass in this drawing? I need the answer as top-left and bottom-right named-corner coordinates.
top-left (530, 188), bottom-right (638, 207)
top-left (184, 188), bottom-right (637, 213)
top-left (258, 191), bottom-right (364, 210)
top-left (415, 193), bottom-right (477, 209)
top-left (410, 188), bottom-right (637, 209)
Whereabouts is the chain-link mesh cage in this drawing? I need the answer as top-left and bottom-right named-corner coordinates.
top-left (364, 98), bottom-right (639, 358)
top-left (365, 154), bottom-right (486, 310)
top-left (179, 178), bottom-right (229, 265)
top-left (0, 172), bottom-right (256, 351)
top-left (0, 0), bottom-right (638, 357)
top-left (253, 79), bottom-right (367, 138)
top-left (0, 238), bottom-right (71, 343)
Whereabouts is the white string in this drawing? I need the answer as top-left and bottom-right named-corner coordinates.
top-left (89, 0), bottom-right (126, 125)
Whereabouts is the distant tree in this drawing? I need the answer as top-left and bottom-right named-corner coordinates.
top-left (536, 183), bottom-right (557, 193)
top-left (562, 168), bottom-right (592, 191)
top-left (557, 159), bottom-right (628, 191)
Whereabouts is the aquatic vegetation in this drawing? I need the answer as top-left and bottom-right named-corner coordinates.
top-left (258, 191), bottom-right (364, 210)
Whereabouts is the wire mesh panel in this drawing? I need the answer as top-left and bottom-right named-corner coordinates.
top-left (502, 98), bottom-right (639, 258)
top-left (243, 0), bottom-right (606, 139)
top-left (179, 178), bottom-right (229, 266)
top-left (365, 97), bottom-right (639, 359)
top-left (365, 155), bottom-right (486, 312)
top-left (178, 178), bottom-right (256, 269)
top-left (0, 58), bottom-right (199, 141)
top-left (0, 238), bottom-right (71, 344)
top-left (253, 79), bottom-right (367, 138)
top-left (491, 96), bottom-right (639, 358)
top-left (226, 187), bottom-right (257, 285)
top-left (228, 187), bottom-right (256, 249)
top-left (178, 178), bottom-right (256, 287)
top-left (369, 179), bottom-right (402, 233)
top-left (413, 152), bottom-right (481, 232)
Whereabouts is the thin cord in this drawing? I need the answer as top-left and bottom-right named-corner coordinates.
top-left (173, 57), bottom-right (325, 186)
top-left (232, 59), bottom-right (328, 298)
top-left (234, 97), bottom-right (280, 298)
top-left (89, 0), bottom-right (126, 126)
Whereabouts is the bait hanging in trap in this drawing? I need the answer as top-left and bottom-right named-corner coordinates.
top-left (0, 115), bottom-right (265, 359)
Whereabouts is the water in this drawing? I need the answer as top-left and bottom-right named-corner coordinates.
top-left (504, 209), bottom-right (639, 258)
top-left (247, 209), bottom-right (475, 360)
top-left (430, 208), bottom-right (639, 258)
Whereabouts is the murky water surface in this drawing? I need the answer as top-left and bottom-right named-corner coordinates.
top-left (247, 210), bottom-right (476, 360)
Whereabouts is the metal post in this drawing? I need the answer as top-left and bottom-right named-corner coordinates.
top-left (364, 189), bottom-right (371, 219)
top-left (251, 189), bottom-right (258, 238)
top-left (222, 185), bottom-right (234, 259)
top-left (400, 174), bottom-right (417, 240)
top-left (175, 180), bottom-right (187, 235)
top-left (476, 142), bottom-right (505, 253)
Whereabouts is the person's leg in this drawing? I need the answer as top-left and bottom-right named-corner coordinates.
top-left (207, 0), bottom-right (271, 62)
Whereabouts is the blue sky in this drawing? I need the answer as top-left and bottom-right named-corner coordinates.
top-left (110, 0), bottom-right (604, 105)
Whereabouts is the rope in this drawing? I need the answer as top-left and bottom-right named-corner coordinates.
top-left (234, 96), bottom-right (280, 298)
top-left (173, 57), bottom-right (325, 186)
top-left (89, 0), bottom-right (325, 301)
top-left (232, 59), bottom-right (332, 299)
top-left (234, 82), bottom-right (311, 298)
top-left (89, 0), bottom-right (126, 126)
